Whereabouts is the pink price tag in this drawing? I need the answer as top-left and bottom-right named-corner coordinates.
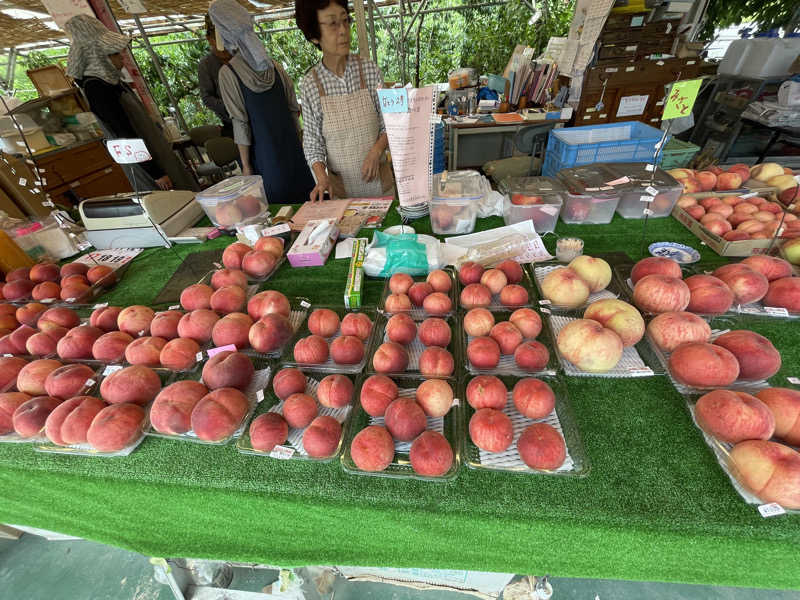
top-left (207, 344), bottom-right (237, 357)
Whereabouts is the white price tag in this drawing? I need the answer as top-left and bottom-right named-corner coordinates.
top-left (645, 186), bottom-right (659, 196)
top-left (213, 262), bottom-right (222, 269)
top-left (540, 307), bottom-right (551, 314)
top-left (300, 300), bottom-right (311, 309)
top-left (643, 208), bottom-right (654, 216)
top-left (764, 306), bottom-right (789, 317)
top-left (640, 195), bottom-right (654, 203)
top-left (105, 138), bottom-right (152, 164)
top-left (169, 305), bottom-right (180, 310)
top-left (93, 302), bottom-right (108, 309)
top-left (85, 379), bottom-right (96, 387)
top-left (451, 398), bottom-right (460, 407)
top-left (18, 177), bottom-right (26, 186)
top-left (102, 365), bottom-right (123, 376)
top-left (787, 377), bottom-right (800, 385)
top-left (740, 191), bottom-right (758, 199)
top-left (260, 223), bottom-right (291, 237)
top-left (270, 445), bottom-right (295, 459)
top-left (628, 367), bottom-right (654, 376)
top-left (256, 389), bottom-right (265, 402)
top-left (645, 164), bottom-right (655, 172)
top-left (3, 354), bottom-right (12, 357)
top-left (196, 352), bottom-right (204, 361)
top-left (758, 503), bottom-right (786, 518)
top-left (42, 201), bottom-right (55, 207)
top-left (41, 298), bottom-right (54, 304)
top-left (538, 299), bottom-right (552, 305)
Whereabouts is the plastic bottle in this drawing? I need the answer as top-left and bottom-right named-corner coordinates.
top-left (0, 230), bottom-right (35, 276)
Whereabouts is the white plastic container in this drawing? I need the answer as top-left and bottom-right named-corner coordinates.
top-left (195, 175), bottom-right (268, 228)
top-left (739, 38), bottom-right (800, 79)
top-left (718, 39), bottom-right (751, 76)
top-left (499, 176), bottom-right (564, 232)
top-left (12, 220), bottom-right (82, 260)
top-left (430, 170), bottom-right (483, 235)
top-left (0, 114), bottom-right (50, 154)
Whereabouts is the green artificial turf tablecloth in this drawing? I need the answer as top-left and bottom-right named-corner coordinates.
top-left (1, 206), bottom-right (799, 590)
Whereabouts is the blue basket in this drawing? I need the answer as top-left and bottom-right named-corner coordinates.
top-left (542, 121), bottom-right (667, 176)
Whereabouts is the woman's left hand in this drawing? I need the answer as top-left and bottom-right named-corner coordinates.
top-left (361, 148), bottom-right (381, 182)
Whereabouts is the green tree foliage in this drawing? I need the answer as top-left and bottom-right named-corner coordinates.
top-left (701, 0), bottom-right (797, 39)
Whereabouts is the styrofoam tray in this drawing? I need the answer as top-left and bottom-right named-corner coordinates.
top-left (548, 314), bottom-right (658, 378)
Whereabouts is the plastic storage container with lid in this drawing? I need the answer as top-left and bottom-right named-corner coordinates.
top-left (499, 176), bottom-right (565, 232)
top-left (194, 175), bottom-right (268, 229)
top-left (429, 170), bottom-right (484, 235)
top-left (738, 36), bottom-right (800, 79)
top-left (0, 114), bottom-right (50, 154)
top-left (604, 162), bottom-right (683, 219)
top-left (556, 164), bottom-right (621, 224)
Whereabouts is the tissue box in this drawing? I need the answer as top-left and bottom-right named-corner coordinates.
top-left (287, 219), bottom-right (339, 267)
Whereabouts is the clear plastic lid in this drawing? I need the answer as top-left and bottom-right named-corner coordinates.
top-left (500, 176), bottom-right (566, 196)
top-left (195, 175), bottom-right (264, 206)
top-left (432, 170), bottom-right (484, 200)
top-left (556, 164), bottom-right (621, 196)
top-left (602, 162), bottom-right (681, 189)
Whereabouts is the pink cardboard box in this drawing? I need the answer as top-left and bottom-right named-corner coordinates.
top-left (287, 218), bottom-right (339, 267)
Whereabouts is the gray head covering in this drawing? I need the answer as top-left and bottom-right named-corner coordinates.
top-left (65, 14), bottom-right (130, 85)
top-left (208, 0), bottom-right (273, 73)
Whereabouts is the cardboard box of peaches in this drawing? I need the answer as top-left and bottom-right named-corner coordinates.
top-left (667, 162), bottom-right (798, 257)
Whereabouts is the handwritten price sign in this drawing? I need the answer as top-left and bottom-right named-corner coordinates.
top-left (105, 139), bottom-right (152, 164)
top-left (377, 88), bottom-right (409, 113)
top-left (662, 79), bottom-right (702, 121)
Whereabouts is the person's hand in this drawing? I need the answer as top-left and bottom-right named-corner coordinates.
top-left (361, 148), bottom-right (381, 182)
top-left (155, 175), bottom-right (172, 190)
top-left (310, 173), bottom-right (330, 202)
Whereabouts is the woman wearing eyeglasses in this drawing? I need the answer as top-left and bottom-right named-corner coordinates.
top-left (296, 0), bottom-right (393, 201)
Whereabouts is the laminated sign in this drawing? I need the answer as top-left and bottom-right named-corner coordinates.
top-left (663, 79), bottom-right (702, 120)
top-left (106, 139), bottom-right (152, 164)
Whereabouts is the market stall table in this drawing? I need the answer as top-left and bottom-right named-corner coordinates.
top-left (1, 207), bottom-right (799, 591)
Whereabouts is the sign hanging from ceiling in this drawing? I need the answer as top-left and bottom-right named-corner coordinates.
top-left (40, 0), bottom-right (94, 30)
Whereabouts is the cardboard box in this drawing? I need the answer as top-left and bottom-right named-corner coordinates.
top-left (671, 205), bottom-right (777, 257)
top-left (287, 218), bottom-right (338, 267)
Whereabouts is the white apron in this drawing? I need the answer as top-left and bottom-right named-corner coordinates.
top-left (312, 57), bottom-right (392, 198)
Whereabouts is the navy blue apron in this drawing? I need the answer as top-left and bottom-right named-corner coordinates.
top-left (231, 68), bottom-right (314, 203)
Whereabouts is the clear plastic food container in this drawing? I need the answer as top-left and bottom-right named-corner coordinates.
top-left (603, 163), bottom-right (683, 219)
top-left (448, 68), bottom-right (477, 89)
top-left (194, 175), bottom-right (268, 229)
top-left (430, 170), bottom-right (484, 235)
top-left (499, 176), bottom-right (565, 232)
top-left (556, 165), bottom-right (621, 224)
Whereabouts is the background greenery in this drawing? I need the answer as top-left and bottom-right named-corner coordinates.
top-left (4, 0), bottom-right (574, 129)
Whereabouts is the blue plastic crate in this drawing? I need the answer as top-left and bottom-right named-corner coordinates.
top-left (543, 121), bottom-right (667, 176)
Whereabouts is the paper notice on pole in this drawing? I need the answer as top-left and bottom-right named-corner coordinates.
top-left (616, 95), bottom-right (649, 117)
top-left (381, 86), bottom-right (436, 207)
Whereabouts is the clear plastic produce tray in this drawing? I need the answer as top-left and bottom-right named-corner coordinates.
top-left (683, 392), bottom-right (799, 514)
top-left (458, 266), bottom-right (537, 311)
top-left (462, 375), bottom-right (588, 476)
top-left (547, 314), bottom-right (661, 378)
top-left (533, 262), bottom-right (621, 312)
top-left (380, 268), bottom-right (457, 319)
top-left (462, 309), bottom-right (558, 377)
top-left (146, 355), bottom-right (270, 445)
top-left (236, 368), bottom-right (355, 462)
top-left (368, 313), bottom-right (459, 378)
top-left (280, 306), bottom-right (379, 374)
top-left (340, 375), bottom-right (463, 481)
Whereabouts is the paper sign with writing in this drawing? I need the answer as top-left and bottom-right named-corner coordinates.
top-left (616, 94), bottom-right (648, 118)
top-left (377, 88), bottom-right (409, 113)
top-left (106, 139), bottom-right (152, 164)
top-left (663, 79), bottom-right (702, 120)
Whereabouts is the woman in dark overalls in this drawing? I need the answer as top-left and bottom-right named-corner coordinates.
top-left (211, 0), bottom-right (314, 203)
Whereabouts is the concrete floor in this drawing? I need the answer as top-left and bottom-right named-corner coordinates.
top-left (0, 534), bottom-right (799, 600)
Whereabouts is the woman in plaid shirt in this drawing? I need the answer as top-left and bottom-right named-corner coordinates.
top-left (296, 0), bottom-right (393, 201)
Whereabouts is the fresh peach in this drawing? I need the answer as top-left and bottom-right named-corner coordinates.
top-left (509, 308), bottom-right (542, 339)
top-left (386, 313), bottom-right (417, 345)
top-left (117, 305), bottom-right (154, 337)
top-left (630, 256), bottom-right (682, 284)
top-left (684, 274), bottom-right (734, 315)
top-left (39, 307), bottom-right (80, 330)
top-left (60, 262), bottom-right (89, 278)
top-left (0, 356), bottom-right (28, 391)
top-left (282, 393), bottom-right (317, 428)
top-left (92, 331), bottom-right (133, 362)
top-left (316, 374), bottom-right (353, 409)
top-left (385, 397), bottom-right (426, 441)
top-left (222, 242), bottom-right (252, 270)
top-left (177, 309), bottom-right (220, 344)
top-left (5, 267), bottom-right (29, 281)
top-left (426, 269), bottom-right (452, 292)
top-left (32, 282), bottom-right (60, 301)
top-left (480, 269), bottom-right (507, 295)
top-left (303, 416), bottom-right (342, 458)
top-left (16, 359), bottom-right (62, 396)
top-left (1, 279), bottom-right (34, 301)
top-left (583, 299), bottom-right (644, 347)
top-left (727, 163), bottom-right (751, 182)
top-left (460, 283), bottom-right (493, 309)
top-left (415, 379), bottom-right (453, 418)
top-left (422, 292), bottom-right (452, 316)
top-left (56, 326), bottom-right (103, 360)
top-left (293, 334), bottom-right (330, 365)
top-left (25, 330), bottom-right (61, 357)
top-left (124, 336), bottom-right (166, 366)
top-left (517, 423), bottom-right (566, 470)
top-left (409, 430), bottom-right (453, 476)
top-left (44, 395), bottom-right (106, 446)
top-left (340, 312), bottom-right (372, 341)
top-left (716, 172), bottom-right (742, 191)
top-left (249, 313), bottom-right (293, 353)
top-left (86, 265), bottom-right (114, 285)
top-left (540, 268), bottom-right (589, 309)
top-left (466, 375), bottom-right (507, 410)
top-left (44, 364), bottom-right (95, 400)
top-left (756, 388), bottom-right (800, 445)
top-left (202, 351), bottom-right (254, 390)
top-left (695, 171), bottom-right (717, 191)
top-left (677, 196), bottom-right (698, 208)
top-left (514, 341), bottom-right (550, 372)
top-left (633, 275), bottom-right (690, 314)
top-left (568, 256), bottom-right (612, 292)
top-left (713, 264), bottom-right (768, 305)
top-left (149, 310), bottom-right (183, 340)
top-left (330, 335), bottom-right (364, 365)
top-left (418, 318), bottom-right (451, 347)
top-left (458, 261), bottom-right (484, 285)
top-left (763, 277), bottom-right (800, 312)
top-left (724, 231), bottom-right (751, 241)
top-left (389, 273), bottom-right (414, 294)
top-left (29, 263), bottom-right (59, 283)
top-left (513, 378), bottom-right (555, 419)
top-left (13, 395), bottom-right (62, 438)
top-left (150, 380), bottom-right (208, 434)
top-left (89, 306), bottom-right (123, 332)
top-left (100, 365), bottom-right (161, 405)
top-left (647, 311), bottom-right (711, 352)
top-left (272, 368), bottom-right (306, 400)
top-left (729, 440), bottom-right (800, 509)
top-left (496, 260), bottom-right (524, 284)
top-left (210, 285), bottom-right (246, 315)
top-left (469, 408), bottom-right (513, 452)
top-left (359, 374), bottom-right (398, 417)
top-left (557, 319), bottom-right (623, 373)
top-left (180, 284), bottom-right (213, 311)
top-left (408, 282), bottom-right (433, 307)
top-left (211, 312), bottom-right (252, 349)
top-left (210, 268), bottom-right (248, 290)
top-left (713, 330), bottom-right (781, 381)
top-left (668, 342), bottom-right (739, 387)
top-left (350, 425), bottom-right (395, 471)
top-left (308, 308), bottom-right (340, 338)
top-left (490, 321), bottom-right (523, 355)
top-left (190, 388), bottom-right (249, 442)
top-left (385, 293), bottom-right (412, 313)
top-left (463, 308), bottom-right (494, 337)
top-left (686, 205), bottom-right (706, 220)
top-left (695, 390), bottom-right (775, 443)
top-left (241, 250), bottom-right (277, 278)
top-left (253, 236), bottom-right (284, 258)
top-left (499, 285), bottom-right (529, 308)
top-left (418, 346), bottom-right (454, 377)
top-left (247, 290), bottom-right (291, 320)
top-left (467, 336), bottom-right (501, 369)
top-left (249, 412), bottom-right (288, 451)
